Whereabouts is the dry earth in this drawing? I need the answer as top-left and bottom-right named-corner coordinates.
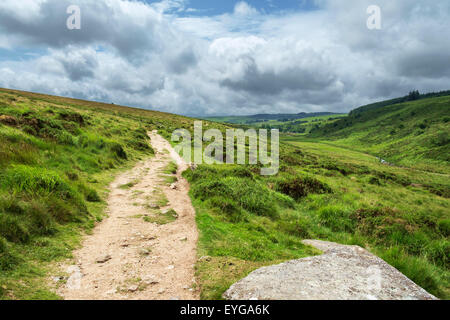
top-left (58, 131), bottom-right (199, 300)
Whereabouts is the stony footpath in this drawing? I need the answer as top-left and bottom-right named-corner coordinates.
top-left (57, 132), bottom-right (199, 300)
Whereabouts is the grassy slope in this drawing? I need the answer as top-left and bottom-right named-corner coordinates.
top-left (0, 88), bottom-right (200, 299)
top-left (206, 114), bottom-right (346, 134)
top-left (186, 96), bottom-right (449, 299)
top-left (187, 139), bottom-right (449, 299)
top-left (1, 88), bottom-right (448, 300)
top-left (257, 114), bottom-right (347, 134)
top-left (206, 113), bottom-right (343, 124)
top-left (309, 95), bottom-right (450, 173)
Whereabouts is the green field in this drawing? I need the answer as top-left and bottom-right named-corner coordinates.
top-left (205, 113), bottom-right (346, 133)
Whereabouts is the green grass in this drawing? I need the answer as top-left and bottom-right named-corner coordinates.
top-left (184, 95), bottom-right (449, 299)
top-left (0, 88), bottom-right (212, 299)
top-left (1, 87), bottom-right (448, 300)
top-left (119, 180), bottom-right (139, 189)
top-left (163, 161), bottom-right (178, 175)
top-left (309, 94), bottom-right (450, 173)
top-left (185, 135), bottom-right (449, 299)
top-left (143, 209), bottom-right (178, 225)
top-left (160, 161), bottom-right (178, 185)
top-left (206, 113), bottom-right (346, 134)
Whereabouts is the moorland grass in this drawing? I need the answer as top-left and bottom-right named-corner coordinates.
top-left (0, 88), bottom-right (203, 299)
top-left (1, 88), bottom-right (448, 300)
top-left (309, 95), bottom-right (450, 173)
top-left (186, 139), bottom-right (449, 299)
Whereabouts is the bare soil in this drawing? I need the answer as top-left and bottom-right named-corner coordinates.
top-left (58, 131), bottom-right (199, 300)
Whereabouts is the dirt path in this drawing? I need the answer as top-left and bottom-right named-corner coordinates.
top-left (58, 131), bottom-right (199, 300)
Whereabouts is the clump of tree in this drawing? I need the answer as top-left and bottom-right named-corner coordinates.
top-left (407, 90), bottom-right (420, 101)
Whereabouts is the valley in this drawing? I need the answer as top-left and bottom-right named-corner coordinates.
top-left (0, 88), bottom-right (448, 300)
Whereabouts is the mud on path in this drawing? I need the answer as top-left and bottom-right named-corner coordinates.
top-left (58, 131), bottom-right (199, 300)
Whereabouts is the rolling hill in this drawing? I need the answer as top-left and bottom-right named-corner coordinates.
top-left (0, 88), bottom-right (448, 300)
top-left (309, 92), bottom-right (450, 173)
top-left (206, 112), bottom-right (343, 125)
top-left (206, 113), bottom-right (346, 134)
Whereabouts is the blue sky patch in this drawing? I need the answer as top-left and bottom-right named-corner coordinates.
top-left (142, 0), bottom-right (320, 16)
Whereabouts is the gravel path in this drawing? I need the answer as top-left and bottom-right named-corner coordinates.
top-left (59, 131), bottom-right (199, 300)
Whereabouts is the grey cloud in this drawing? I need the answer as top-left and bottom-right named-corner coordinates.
top-left (104, 75), bottom-right (165, 95)
top-left (167, 48), bottom-right (198, 74)
top-left (0, 0), bottom-right (449, 116)
top-left (56, 48), bottom-right (98, 81)
top-left (395, 51), bottom-right (450, 78)
top-left (0, 0), bottom-right (161, 60)
top-left (221, 61), bottom-right (337, 96)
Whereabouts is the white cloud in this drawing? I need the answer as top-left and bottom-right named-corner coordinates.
top-left (0, 0), bottom-right (449, 116)
top-left (234, 2), bottom-right (259, 16)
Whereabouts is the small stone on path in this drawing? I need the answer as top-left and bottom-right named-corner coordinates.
top-left (96, 255), bottom-right (112, 264)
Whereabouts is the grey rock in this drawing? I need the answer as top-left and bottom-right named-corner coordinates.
top-left (143, 275), bottom-right (159, 285)
top-left (51, 276), bottom-right (65, 283)
top-left (223, 240), bottom-right (437, 300)
top-left (138, 248), bottom-right (151, 256)
top-left (128, 285), bottom-right (139, 292)
top-left (66, 265), bottom-right (83, 290)
top-left (95, 255), bottom-right (112, 264)
top-left (105, 288), bottom-right (117, 295)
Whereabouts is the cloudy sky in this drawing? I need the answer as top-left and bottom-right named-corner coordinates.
top-left (0, 0), bottom-right (449, 116)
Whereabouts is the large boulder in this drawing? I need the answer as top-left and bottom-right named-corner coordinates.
top-left (223, 240), bottom-right (437, 300)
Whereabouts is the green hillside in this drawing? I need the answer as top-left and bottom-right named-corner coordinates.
top-left (310, 94), bottom-right (450, 173)
top-left (187, 97), bottom-right (450, 299)
top-left (0, 88), bottom-right (227, 299)
top-left (206, 113), bottom-right (346, 134)
top-left (206, 112), bottom-right (342, 124)
top-left (0, 88), bottom-right (448, 300)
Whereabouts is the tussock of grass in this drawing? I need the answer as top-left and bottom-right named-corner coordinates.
top-left (119, 180), bottom-right (139, 190)
top-left (163, 161), bottom-right (178, 175)
top-left (196, 256), bottom-right (286, 300)
top-left (145, 189), bottom-right (170, 209)
top-left (143, 209), bottom-right (178, 225)
top-left (187, 166), bottom-right (294, 220)
top-left (274, 174), bottom-right (332, 200)
top-left (163, 175), bottom-right (177, 185)
top-left (160, 161), bottom-right (178, 185)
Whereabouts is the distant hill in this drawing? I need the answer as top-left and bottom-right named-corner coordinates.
top-left (310, 91), bottom-right (450, 172)
top-left (206, 112), bottom-right (342, 125)
top-left (349, 90), bottom-right (450, 116)
top-left (247, 112), bottom-right (341, 121)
